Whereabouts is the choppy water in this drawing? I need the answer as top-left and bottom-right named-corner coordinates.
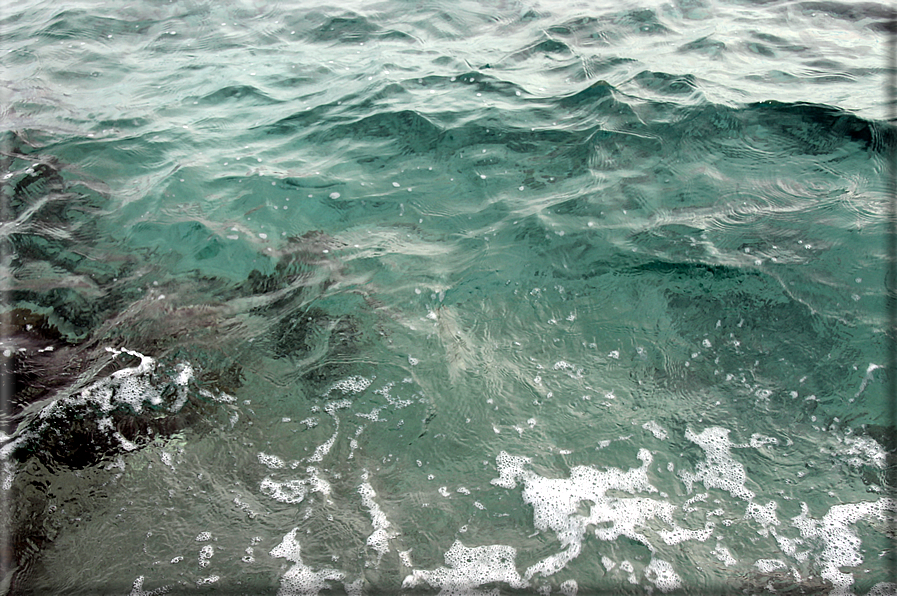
top-left (1, 0), bottom-right (896, 594)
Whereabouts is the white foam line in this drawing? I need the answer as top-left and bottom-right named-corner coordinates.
top-left (308, 399), bottom-right (351, 463)
top-left (358, 470), bottom-right (397, 567)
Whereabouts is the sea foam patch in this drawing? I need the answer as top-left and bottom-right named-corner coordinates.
top-left (679, 427), bottom-right (754, 501)
top-left (402, 540), bottom-right (527, 595)
top-left (490, 448), bottom-right (712, 581)
top-left (271, 528), bottom-right (346, 596)
top-left (359, 469), bottom-right (398, 566)
top-left (791, 498), bottom-right (897, 595)
top-left (39, 348), bottom-right (167, 417)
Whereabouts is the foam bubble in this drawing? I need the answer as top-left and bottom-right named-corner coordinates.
top-left (358, 470), bottom-right (397, 566)
top-left (259, 452), bottom-right (286, 469)
top-left (491, 448), bottom-right (711, 580)
top-left (749, 434), bottom-right (778, 448)
top-left (840, 434), bottom-right (886, 469)
top-left (261, 478), bottom-right (308, 504)
top-left (271, 528), bottom-right (345, 596)
top-left (403, 541), bottom-right (527, 594)
top-left (679, 427), bottom-right (754, 501)
top-left (128, 575), bottom-right (170, 596)
top-left (196, 576), bottom-right (219, 586)
top-left (754, 559), bottom-right (786, 572)
top-left (746, 501), bottom-right (779, 535)
top-left (791, 497), bottom-right (897, 595)
top-left (324, 376), bottom-right (372, 397)
top-left (308, 400), bottom-right (351, 463)
top-left (55, 348), bottom-right (163, 415)
top-left (711, 544), bottom-right (737, 566)
top-left (198, 544), bottom-right (214, 567)
top-left (642, 421), bottom-right (668, 440)
top-left (644, 558), bottom-right (682, 593)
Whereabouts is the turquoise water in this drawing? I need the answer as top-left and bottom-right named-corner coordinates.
top-left (1, 0), bottom-right (895, 594)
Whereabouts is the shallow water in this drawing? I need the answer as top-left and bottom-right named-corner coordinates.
top-left (1, 0), bottom-right (895, 594)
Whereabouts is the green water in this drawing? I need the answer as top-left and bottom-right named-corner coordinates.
top-left (1, 0), bottom-right (895, 594)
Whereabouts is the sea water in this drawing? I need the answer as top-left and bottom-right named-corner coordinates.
top-left (0, 0), bottom-right (895, 594)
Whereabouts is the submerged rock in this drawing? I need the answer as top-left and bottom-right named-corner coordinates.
top-left (1, 139), bottom-right (374, 593)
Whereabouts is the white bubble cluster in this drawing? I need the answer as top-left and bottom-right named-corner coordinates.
top-left (41, 348), bottom-right (166, 417)
top-left (840, 434), bottom-right (886, 469)
top-left (749, 434), bottom-right (778, 449)
top-left (491, 448), bottom-right (710, 580)
top-left (270, 528), bottom-right (345, 596)
top-left (260, 478), bottom-right (309, 504)
top-left (308, 400), bottom-right (351, 463)
top-left (323, 376), bottom-right (372, 397)
top-left (644, 558), bottom-right (682, 593)
top-left (198, 544), bottom-right (214, 568)
top-left (642, 420), bottom-right (668, 440)
top-left (754, 559), bottom-right (786, 572)
top-left (128, 576), bottom-right (169, 596)
top-left (358, 470), bottom-right (396, 566)
top-left (259, 452), bottom-right (286, 469)
top-left (196, 576), bottom-right (219, 586)
top-left (402, 540), bottom-right (527, 595)
top-left (746, 500), bottom-right (780, 534)
top-left (679, 427), bottom-right (754, 501)
top-left (791, 497), bottom-right (897, 595)
top-left (711, 544), bottom-right (737, 567)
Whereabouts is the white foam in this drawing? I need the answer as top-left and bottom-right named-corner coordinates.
top-left (679, 427), bottom-right (754, 501)
top-left (259, 452), bottom-right (286, 469)
top-left (358, 470), bottom-right (397, 566)
top-left (260, 470), bottom-right (330, 505)
top-left (491, 449), bottom-right (711, 580)
top-left (841, 434), bottom-right (886, 469)
top-left (791, 497), bottom-right (897, 595)
top-left (271, 528), bottom-right (345, 596)
top-left (402, 540), bottom-right (527, 594)
top-left (113, 432), bottom-right (139, 451)
top-left (196, 576), bottom-right (219, 586)
top-left (644, 558), bottom-right (682, 593)
top-left (324, 376), bottom-right (372, 397)
top-left (746, 500), bottom-right (780, 535)
top-left (308, 400), bottom-right (350, 463)
top-left (198, 544), bottom-right (214, 568)
top-left (46, 348), bottom-right (163, 416)
top-left (754, 559), bottom-right (786, 572)
top-left (342, 578), bottom-right (364, 596)
top-left (749, 434), bottom-right (778, 448)
top-left (711, 544), bottom-right (737, 566)
top-left (261, 478), bottom-right (308, 504)
top-left (128, 575), bottom-right (170, 596)
top-left (642, 420), bottom-right (668, 440)
top-left (559, 579), bottom-right (578, 596)
top-left (1, 460), bottom-right (14, 490)
top-left (854, 363), bottom-right (881, 398)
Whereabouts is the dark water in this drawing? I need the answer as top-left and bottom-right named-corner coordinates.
top-left (1, 0), bottom-right (895, 594)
